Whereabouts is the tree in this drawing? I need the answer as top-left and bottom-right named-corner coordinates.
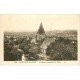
top-left (46, 37), bottom-right (77, 60)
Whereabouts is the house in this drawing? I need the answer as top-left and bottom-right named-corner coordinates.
top-left (40, 37), bottom-right (56, 54)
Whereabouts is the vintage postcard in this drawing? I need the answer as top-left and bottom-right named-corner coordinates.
top-left (0, 14), bottom-right (80, 65)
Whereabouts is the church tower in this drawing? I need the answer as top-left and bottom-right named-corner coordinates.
top-left (36, 22), bottom-right (46, 42)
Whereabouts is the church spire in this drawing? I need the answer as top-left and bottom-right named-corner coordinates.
top-left (37, 22), bottom-right (45, 35)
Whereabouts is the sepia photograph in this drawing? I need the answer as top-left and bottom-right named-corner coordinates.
top-left (2, 15), bottom-right (79, 61)
top-left (0, 1), bottom-right (80, 80)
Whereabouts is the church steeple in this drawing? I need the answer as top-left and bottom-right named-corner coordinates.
top-left (36, 23), bottom-right (46, 43)
top-left (37, 22), bottom-right (45, 35)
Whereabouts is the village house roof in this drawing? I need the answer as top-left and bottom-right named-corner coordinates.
top-left (40, 37), bottom-right (56, 49)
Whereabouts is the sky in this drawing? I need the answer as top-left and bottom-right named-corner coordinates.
top-left (1, 15), bottom-right (80, 32)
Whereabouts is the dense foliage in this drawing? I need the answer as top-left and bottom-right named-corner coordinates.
top-left (46, 37), bottom-right (77, 60)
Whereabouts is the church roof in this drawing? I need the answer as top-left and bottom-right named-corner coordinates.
top-left (37, 23), bottom-right (45, 35)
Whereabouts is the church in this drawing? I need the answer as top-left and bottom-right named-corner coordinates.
top-left (36, 22), bottom-right (46, 43)
top-left (35, 22), bottom-right (55, 54)
top-left (31, 22), bottom-right (56, 54)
